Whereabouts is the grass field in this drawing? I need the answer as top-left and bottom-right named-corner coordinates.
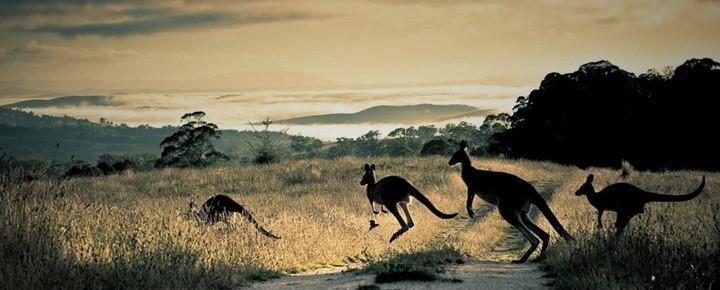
top-left (1, 156), bottom-right (717, 289)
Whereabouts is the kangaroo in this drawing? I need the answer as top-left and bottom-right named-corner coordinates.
top-left (361, 163), bottom-right (458, 243)
top-left (575, 174), bottom-right (705, 236)
top-left (448, 140), bottom-right (573, 263)
top-left (191, 195), bottom-right (280, 239)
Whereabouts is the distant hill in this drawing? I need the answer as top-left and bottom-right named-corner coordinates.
top-left (4, 95), bottom-right (115, 108)
top-left (277, 104), bottom-right (492, 124)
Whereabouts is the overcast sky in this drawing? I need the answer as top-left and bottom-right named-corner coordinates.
top-left (1, 0), bottom-right (719, 86)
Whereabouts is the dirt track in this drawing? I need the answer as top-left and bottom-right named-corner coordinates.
top-left (245, 259), bottom-right (549, 290)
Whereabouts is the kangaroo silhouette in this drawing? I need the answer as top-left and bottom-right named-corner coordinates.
top-left (192, 195), bottom-right (280, 239)
top-left (361, 163), bottom-right (458, 243)
top-left (449, 140), bottom-right (573, 263)
top-left (575, 174), bottom-right (705, 236)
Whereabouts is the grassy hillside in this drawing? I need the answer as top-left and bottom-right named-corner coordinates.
top-left (1, 157), bottom-right (716, 289)
top-left (0, 107), bottom-right (289, 162)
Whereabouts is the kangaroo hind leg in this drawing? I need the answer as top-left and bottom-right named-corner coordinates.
top-left (386, 203), bottom-right (409, 243)
top-left (499, 206), bottom-right (540, 263)
top-left (521, 213), bottom-right (549, 262)
top-left (614, 212), bottom-right (634, 237)
top-left (399, 202), bottom-right (414, 228)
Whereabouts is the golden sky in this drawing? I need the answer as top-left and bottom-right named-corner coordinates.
top-left (1, 0), bottom-right (719, 87)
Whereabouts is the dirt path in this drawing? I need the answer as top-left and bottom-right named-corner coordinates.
top-left (245, 259), bottom-right (550, 290)
top-left (246, 178), bottom-right (564, 290)
top-left (245, 212), bottom-right (552, 290)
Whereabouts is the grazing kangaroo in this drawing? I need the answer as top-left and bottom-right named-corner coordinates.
top-left (191, 195), bottom-right (280, 239)
top-left (361, 163), bottom-right (458, 243)
top-left (575, 174), bottom-right (705, 236)
top-left (448, 140), bottom-right (573, 263)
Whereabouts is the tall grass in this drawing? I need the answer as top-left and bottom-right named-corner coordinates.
top-left (540, 169), bottom-right (719, 289)
top-left (1, 157), bottom-right (716, 288)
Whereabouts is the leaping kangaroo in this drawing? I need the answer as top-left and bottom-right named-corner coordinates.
top-left (361, 163), bottom-right (458, 243)
top-left (575, 174), bottom-right (705, 236)
top-left (449, 140), bottom-right (573, 263)
top-left (192, 194), bottom-right (280, 239)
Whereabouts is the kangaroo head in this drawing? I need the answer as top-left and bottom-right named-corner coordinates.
top-left (448, 140), bottom-right (470, 166)
top-left (187, 201), bottom-right (205, 221)
top-left (575, 174), bottom-right (595, 196)
top-left (360, 163), bottom-right (376, 186)
top-left (188, 201), bottom-right (198, 214)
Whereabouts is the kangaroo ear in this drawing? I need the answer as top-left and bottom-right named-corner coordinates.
top-left (586, 174), bottom-right (594, 184)
top-left (459, 140), bottom-right (468, 149)
top-left (364, 163), bottom-right (370, 171)
top-left (370, 164), bottom-right (376, 170)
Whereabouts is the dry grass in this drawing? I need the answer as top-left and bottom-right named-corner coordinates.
top-left (540, 169), bottom-right (719, 289)
top-left (1, 156), bottom-right (717, 289)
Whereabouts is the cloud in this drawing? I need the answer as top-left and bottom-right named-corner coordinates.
top-left (27, 11), bottom-right (316, 37)
top-left (1, 1), bottom-right (327, 37)
top-left (369, 0), bottom-right (506, 4)
top-left (1, 40), bottom-right (139, 63)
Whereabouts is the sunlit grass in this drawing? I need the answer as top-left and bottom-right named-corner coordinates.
top-left (1, 157), bottom-right (716, 288)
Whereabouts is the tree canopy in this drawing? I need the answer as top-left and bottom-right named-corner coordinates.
top-left (493, 58), bottom-right (720, 170)
top-left (156, 111), bottom-right (228, 168)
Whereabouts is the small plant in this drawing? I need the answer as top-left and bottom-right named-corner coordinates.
top-left (620, 159), bottom-right (635, 178)
top-left (357, 284), bottom-right (381, 290)
top-left (365, 247), bottom-right (464, 284)
top-left (375, 270), bottom-right (437, 283)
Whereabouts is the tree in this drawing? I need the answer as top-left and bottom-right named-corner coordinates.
top-left (247, 117), bottom-right (287, 164)
top-left (440, 121), bottom-right (479, 143)
top-left (474, 113), bottom-right (510, 156)
top-left (156, 111), bottom-right (228, 168)
top-left (356, 130), bottom-right (384, 156)
top-left (386, 127), bottom-right (426, 156)
top-left (416, 125), bottom-right (438, 142)
top-left (290, 135), bottom-right (323, 158)
top-left (327, 137), bottom-right (357, 157)
top-left (493, 58), bottom-right (720, 170)
top-left (99, 117), bottom-right (114, 126)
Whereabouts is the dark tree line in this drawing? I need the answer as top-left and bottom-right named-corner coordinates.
top-left (324, 114), bottom-right (510, 158)
top-left (492, 58), bottom-right (720, 171)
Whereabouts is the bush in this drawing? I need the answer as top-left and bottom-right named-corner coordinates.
top-left (62, 162), bottom-right (101, 179)
top-left (420, 139), bottom-right (455, 156)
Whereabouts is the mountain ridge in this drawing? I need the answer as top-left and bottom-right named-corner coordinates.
top-left (276, 103), bottom-right (493, 125)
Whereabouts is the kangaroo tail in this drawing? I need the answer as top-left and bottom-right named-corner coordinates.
top-left (649, 176), bottom-right (705, 202)
top-left (408, 186), bottom-right (458, 219)
top-left (531, 196), bottom-right (573, 241)
top-left (233, 206), bottom-right (281, 239)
